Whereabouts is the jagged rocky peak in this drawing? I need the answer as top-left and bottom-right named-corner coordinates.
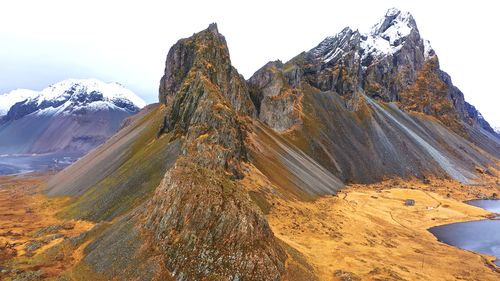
top-left (143, 24), bottom-right (287, 279)
top-left (158, 23), bottom-right (251, 173)
top-left (371, 8), bottom-right (417, 39)
top-left (310, 8), bottom-right (434, 65)
top-left (207, 22), bottom-right (219, 34)
top-left (248, 7), bottom-right (494, 135)
top-left (294, 7), bottom-right (438, 103)
top-left (248, 60), bottom-right (303, 132)
top-left (158, 23), bottom-right (255, 117)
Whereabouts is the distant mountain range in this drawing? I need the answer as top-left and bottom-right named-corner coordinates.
top-left (0, 79), bottom-right (145, 174)
top-left (44, 8), bottom-right (500, 281)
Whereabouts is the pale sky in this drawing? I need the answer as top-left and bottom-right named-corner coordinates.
top-left (1, 0), bottom-right (498, 127)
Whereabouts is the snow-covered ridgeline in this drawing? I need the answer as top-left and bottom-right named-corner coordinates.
top-left (0, 79), bottom-right (146, 118)
top-left (311, 8), bottom-right (435, 63)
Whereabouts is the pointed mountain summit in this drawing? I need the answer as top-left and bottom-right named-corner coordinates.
top-left (371, 8), bottom-right (418, 38)
top-left (148, 23), bottom-right (286, 279)
top-left (49, 24), bottom-right (287, 280)
top-left (159, 23), bottom-right (255, 117)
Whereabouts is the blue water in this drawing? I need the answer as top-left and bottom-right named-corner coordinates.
top-left (0, 152), bottom-right (81, 175)
top-left (467, 199), bottom-right (500, 214)
top-left (429, 200), bottom-right (500, 266)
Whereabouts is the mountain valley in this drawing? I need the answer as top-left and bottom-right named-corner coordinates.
top-left (0, 8), bottom-right (499, 281)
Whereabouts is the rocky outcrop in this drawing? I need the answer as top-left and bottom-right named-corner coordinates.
top-left (159, 23), bottom-right (256, 118)
top-left (146, 24), bottom-right (286, 280)
top-left (144, 159), bottom-right (286, 280)
top-left (248, 61), bottom-right (303, 132)
top-left (399, 57), bottom-right (462, 132)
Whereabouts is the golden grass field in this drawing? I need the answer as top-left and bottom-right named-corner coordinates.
top-left (1, 170), bottom-right (499, 280)
top-left (242, 164), bottom-right (500, 280)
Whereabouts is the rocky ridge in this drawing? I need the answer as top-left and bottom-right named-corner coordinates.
top-left (145, 23), bottom-right (286, 280)
top-left (248, 8), bottom-right (498, 137)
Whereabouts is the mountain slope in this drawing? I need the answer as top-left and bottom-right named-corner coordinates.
top-left (43, 11), bottom-right (499, 281)
top-left (248, 8), bottom-right (499, 184)
top-left (47, 24), bottom-right (290, 280)
top-left (251, 8), bottom-right (497, 138)
top-left (0, 79), bottom-right (145, 155)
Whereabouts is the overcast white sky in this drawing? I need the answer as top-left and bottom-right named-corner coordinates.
top-left (1, 0), bottom-right (498, 127)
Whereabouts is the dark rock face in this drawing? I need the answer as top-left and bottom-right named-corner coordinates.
top-left (4, 100), bottom-right (42, 122)
top-left (146, 24), bottom-right (286, 280)
top-left (159, 23), bottom-right (256, 118)
top-left (464, 102), bottom-right (498, 135)
top-left (248, 61), bottom-right (303, 132)
top-left (144, 160), bottom-right (286, 281)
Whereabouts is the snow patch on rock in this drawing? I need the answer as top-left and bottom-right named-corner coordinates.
top-left (311, 8), bottom-right (434, 63)
top-left (0, 89), bottom-right (39, 116)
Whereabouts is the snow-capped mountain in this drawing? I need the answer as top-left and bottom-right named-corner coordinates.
top-left (0, 79), bottom-right (146, 158)
top-left (301, 8), bottom-right (497, 136)
top-left (2, 79), bottom-right (145, 121)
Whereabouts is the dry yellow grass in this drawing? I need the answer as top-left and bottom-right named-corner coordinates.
top-left (240, 163), bottom-right (500, 280)
top-left (1, 167), bottom-right (499, 280)
top-left (267, 183), bottom-right (499, 280)
top-left (0, 175), bottom-right (93, 278)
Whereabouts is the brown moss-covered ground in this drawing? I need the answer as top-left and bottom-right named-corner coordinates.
top-left (0, 174), bottom-right (94, 280)
top-left (1, 168), bottom-right (499, 280)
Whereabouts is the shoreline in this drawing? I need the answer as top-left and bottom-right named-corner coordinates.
top-left (427, 198), bottom-right (500, 269)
